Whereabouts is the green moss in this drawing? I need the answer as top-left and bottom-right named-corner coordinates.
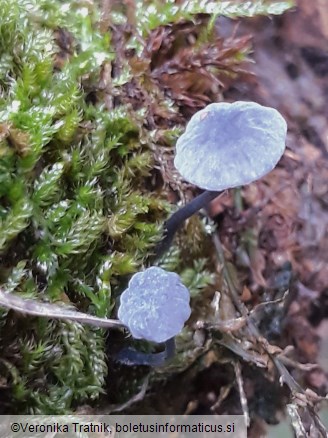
top-left (0, 0), bottom-right (167, 413)
top-left (135, 0), bottom-right (294, 35)
top-left (0, 0), bottom-right (294, 413)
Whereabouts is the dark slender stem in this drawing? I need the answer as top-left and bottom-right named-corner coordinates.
top-left (116, 190), bottom-right (222, 366)
top-left (153, 190), bottom-right (222, 260)
top-left (114, 337), bottom-right (176, 367)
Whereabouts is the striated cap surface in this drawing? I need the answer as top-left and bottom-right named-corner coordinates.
top-left (118, 267), bottom-right (191, 343)
top-left (174, 101), bottom-right (287, 191)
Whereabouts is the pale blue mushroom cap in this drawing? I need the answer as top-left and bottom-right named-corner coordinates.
top-left (174, 101), bottom-right (287, 191)
top-left (118, 267), bottom-right (191, 343)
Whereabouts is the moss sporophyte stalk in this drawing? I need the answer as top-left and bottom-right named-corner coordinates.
top-left (0, 0), bottom-right (292, 413)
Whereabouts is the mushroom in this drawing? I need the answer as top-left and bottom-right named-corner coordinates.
top-left (155, 101), bottom-right (287, 259)
top-left (115, 267), bottom-right (191, 366)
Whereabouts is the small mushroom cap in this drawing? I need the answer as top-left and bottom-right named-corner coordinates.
top-left (174, 101), bottom-right (287, 191)
top-left (118, 267), bottom-right (191, 343)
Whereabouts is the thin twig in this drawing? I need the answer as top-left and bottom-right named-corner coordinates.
top-left (234, 361), bottom-right (250, 427)
top-left (195, 316), bottom-right (247, 332)
top-left (104, 376), bottom-right (150, 413)
top-left (211, 230), bottom-right (328, 437)
top-left (0, 289), bottom-right (125, 330)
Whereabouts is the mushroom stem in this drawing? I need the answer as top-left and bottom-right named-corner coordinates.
top-left (114, 337), bottom-right (176, 367)
top-left (154, 190), bottom-right (222, 260)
